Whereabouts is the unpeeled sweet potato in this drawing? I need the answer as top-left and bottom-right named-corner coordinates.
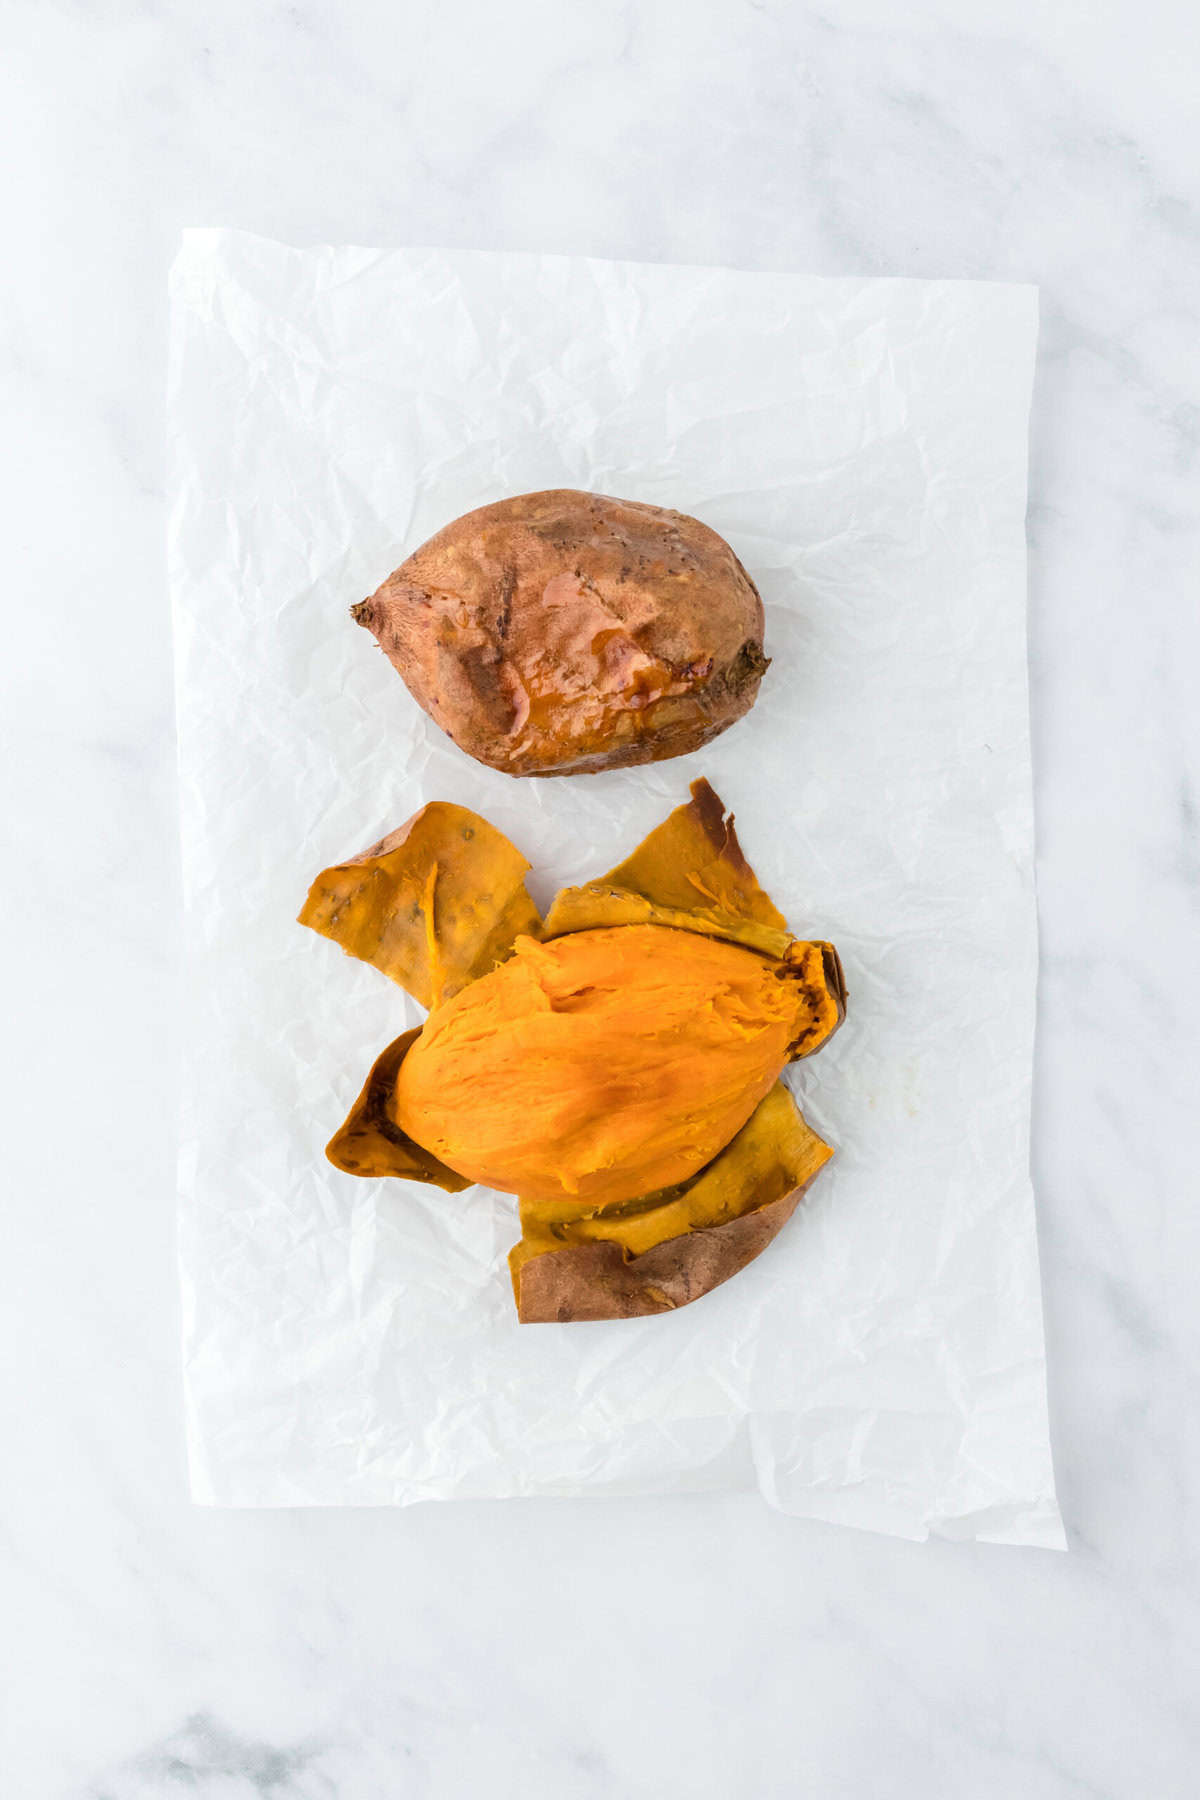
top-left (352, 491), bottom-right (769, 776)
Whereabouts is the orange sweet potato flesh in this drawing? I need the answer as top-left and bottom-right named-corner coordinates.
top-left (391, 924), bottom-right (830, 1207)
top-left (352, 491), bottom-right (769, 777)
top-left (298, 802), bottom-right (541, 1008)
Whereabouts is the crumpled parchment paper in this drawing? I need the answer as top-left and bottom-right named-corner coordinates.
top-left (168, 229), bottom-right (1063, 1546)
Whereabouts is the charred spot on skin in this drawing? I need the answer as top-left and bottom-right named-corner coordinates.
top-left (687, 778), bottom-right (755, 878)
top-left (724, 638), bottom-right (770, 694)
top-left (494, 566), bottom-right (516, 648)
top-left (822, 944), bottom-right (848, 1019)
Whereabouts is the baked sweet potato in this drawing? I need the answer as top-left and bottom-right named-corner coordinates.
top-left (301, 779), bottom-right (846, 1322)
top-left (391, 924), bottom-right (836, 1206)
top-left (352, 491), bottom-right (769, 776)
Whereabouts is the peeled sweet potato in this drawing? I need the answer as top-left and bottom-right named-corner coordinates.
top-left (352, 491), bottom-right (769, 776)
top-left (301, 778), bottom-right (847, 1322)
top-left (391, 924), bottom-right (837, 1206)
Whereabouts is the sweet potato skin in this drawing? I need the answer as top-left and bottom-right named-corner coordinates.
top-left (325, 1028), bottom-right (470, 1190)
top-left (353, 491), bottom-right (768, 776)
top-left (508, 1078), bottom-right (833, 1322)
top-left (298, 802), bottom-right (541, 1007)
top-left (513, 1187), bottom-right (808, 1323)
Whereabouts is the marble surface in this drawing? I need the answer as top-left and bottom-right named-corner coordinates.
top-left (2, 1), bottom-right (1197, 1795)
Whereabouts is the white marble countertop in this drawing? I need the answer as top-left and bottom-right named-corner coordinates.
top-left (3, 2), bottom-right (1198, 1795)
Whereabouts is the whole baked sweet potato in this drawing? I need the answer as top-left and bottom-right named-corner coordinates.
top-left (352, 490), bottom-right (769, 776)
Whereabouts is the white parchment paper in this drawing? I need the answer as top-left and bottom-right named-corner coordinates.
top-left (168, 229), bottom-right (1063, 1546)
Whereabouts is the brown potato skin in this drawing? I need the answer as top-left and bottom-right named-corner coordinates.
top-left (352, 491), bottom-right (769, 776)
top-left (513, 1186), bottom-right (808, 1323)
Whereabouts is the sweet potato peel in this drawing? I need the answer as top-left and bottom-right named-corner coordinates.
top-left (325, 1028), bottom-right (471, 1190)
top-left (545, 776), bottom-right (804, 963)
top-left (509, 1081), bottom-right (832, 1321)
top-left (299, 802), bottom-right (541, 1007)
top-left (541, 883), bottom-right (796, 961)
top-left (542, 780), bottom-right (845, 1058)
top-left (599, 777), bottom-right (789, 931)
top-left (513, 1189), bottom-right (810, 1323)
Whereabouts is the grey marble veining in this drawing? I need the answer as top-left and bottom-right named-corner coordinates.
top-left (1, 1), bottom-right (1198, 1796)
